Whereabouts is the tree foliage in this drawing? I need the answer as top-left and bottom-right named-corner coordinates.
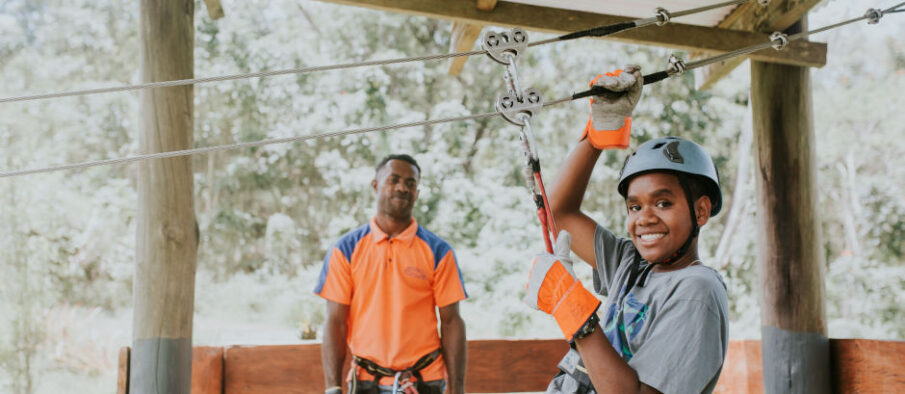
top-left (1, 0), bottom-right (904, 392)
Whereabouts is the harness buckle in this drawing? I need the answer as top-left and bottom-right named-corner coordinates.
top-left (482, 28), bottom-right (529, 65)
top-left (496, 87), bottom-right (543, 126)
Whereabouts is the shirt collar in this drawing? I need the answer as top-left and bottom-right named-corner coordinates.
top-left (369, 217), bottom-right (418, 246)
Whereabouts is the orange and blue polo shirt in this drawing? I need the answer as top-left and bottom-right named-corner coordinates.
top-left (314, 218), bottom-right (467, 384)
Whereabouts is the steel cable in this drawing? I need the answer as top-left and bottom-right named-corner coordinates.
top-left (0, 0), bottom-right (754, 104)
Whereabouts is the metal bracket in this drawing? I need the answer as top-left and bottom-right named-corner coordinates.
top-left (770, 32), bottom-right (789, 51)
top-left (865, 8), bottom-right (883, 24)
top-left (667, 54), bottom-right (687, 75)
top-left (482, 28), bottom-right (529, 65)
top-left (496, 87), bottom-right (543, 126)
top-left (655, 7), bottom-right (671, 26)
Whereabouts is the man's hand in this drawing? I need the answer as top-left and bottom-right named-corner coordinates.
top-left (581, 65), bottom-right (643, 150)
top-left (524, 230), bottom-right (601, 341)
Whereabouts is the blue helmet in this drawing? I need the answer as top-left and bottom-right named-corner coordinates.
top-left (617, 136), bottom-right (722, 217)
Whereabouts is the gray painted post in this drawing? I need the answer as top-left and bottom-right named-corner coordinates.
top-left (130, 1), bottom-right (197, 393)
top-left (750, 17), bottom-right (830, 393)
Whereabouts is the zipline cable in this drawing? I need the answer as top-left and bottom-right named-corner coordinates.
top-left (0, 96), bottom-right (573, 179)
top-left (573, 2), bottom-right (905, 99)
top-left (0, 3), bottom-right (901, 179)
top-left (0, 0), bottom-right (755, 104)
top-left (537, 0), bottom-right (749, 45)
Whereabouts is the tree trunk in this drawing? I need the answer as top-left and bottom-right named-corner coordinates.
top-left (130, 1), bottom-right (196, 393)
top-left (750, 17), bottom-right (830, 394)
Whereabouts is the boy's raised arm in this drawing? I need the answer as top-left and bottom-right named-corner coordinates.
top-left (549, 140), bottom-right (604, 267)
top-left (550, 66), bottom-right (643, 268)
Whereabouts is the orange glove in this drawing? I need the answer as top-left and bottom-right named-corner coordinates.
top-left (581, 65), bottom-right (643, 150)
top-left (524, 230), bottom-right (601, 341)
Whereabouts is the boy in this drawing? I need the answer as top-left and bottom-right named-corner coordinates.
top-left (524, 66), bottom-right (729, 394)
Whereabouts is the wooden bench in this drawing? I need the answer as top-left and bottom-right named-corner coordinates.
top-left (117, 339), bottom-right (905, 393)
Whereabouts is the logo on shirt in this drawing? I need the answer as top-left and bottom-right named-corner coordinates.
top-left (403, 266), bottom-right (428, 281)
top-left (604, 286), bottom-right (648, 361)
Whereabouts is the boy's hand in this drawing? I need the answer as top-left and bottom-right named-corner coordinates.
top-left (524, 230), bottom-right (601, 341)
top-left (581, 65), bottom-right (643, 150)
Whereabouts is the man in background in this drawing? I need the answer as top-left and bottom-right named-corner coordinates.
top-left (315, 154), bottom-right (467, 394)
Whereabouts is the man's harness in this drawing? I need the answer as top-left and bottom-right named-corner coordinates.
top-left (349, 349), bottom-right (442, 394)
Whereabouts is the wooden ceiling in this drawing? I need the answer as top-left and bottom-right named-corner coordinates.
top-left (201, 0), bottom-right (826, 88)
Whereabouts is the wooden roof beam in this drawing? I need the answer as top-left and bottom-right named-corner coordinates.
top-left (447, 0), bottom-right (497, 76)
top-left (316, 0), bottom-right (826, 68)
top-left (694, 0), bottom-right (822, 90)
top-left (203, 0), bottom-right (225, 19)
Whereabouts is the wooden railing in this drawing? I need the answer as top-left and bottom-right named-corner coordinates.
top-left (116, 339), bottom-right (905, 393)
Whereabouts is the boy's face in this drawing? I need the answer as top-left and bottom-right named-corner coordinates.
top-left (624, 172), bottom-right (709, 263)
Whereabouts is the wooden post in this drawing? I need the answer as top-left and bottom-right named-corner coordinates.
top-left (750, 18), bottom-right (830, 393)
top-left (131, 1), bottom-right (197, 393)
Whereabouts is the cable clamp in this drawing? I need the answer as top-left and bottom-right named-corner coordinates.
top-left (667, 54), bottom-right (687, 75)
top-left (655, 7), bottom-right (671, 26)
top-left (496, 87), bottom-right (543, 126)
top-left (482, 28), bottom-right (529, 65)
top-left (654, 7), bottom-right (672, 26)
top-left (769, 32), bottom-right (789, 51)
top-left (865, 8), bottom-right (883, 24)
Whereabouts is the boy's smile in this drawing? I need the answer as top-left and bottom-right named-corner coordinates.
top-left (625, 172), bottom-right (702, 265)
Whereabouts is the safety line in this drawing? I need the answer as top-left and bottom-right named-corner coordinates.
top-left (0, 50), bottom-right (485, 104)
top-left (572, 2), bottom-right (905, 100)
top-left (549, 0), bottom-right (748, 43)
top-left (0, 95), bottom-right (576, 179)
top-left (2, 2), bottom-right (901, 178)
top-left (0, 0), bottom-right (755, 104)
top-left (0, 111), bottom-right (501, 178)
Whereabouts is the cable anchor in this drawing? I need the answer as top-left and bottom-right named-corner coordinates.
top-left (482, 28), bottom-right (529, 65)
top-left (865, 8), bottom-right (883, 24)
top-left (666, 54), bottom-right (687, 75)
top-left (769, 32), bottom-right (789, 51)
top-left (655, 7), bottom-right (672, 26)
top-left (496, 88), bottom-right (543, 126)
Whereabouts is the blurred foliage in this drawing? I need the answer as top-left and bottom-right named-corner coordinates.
top-left (0, 0), bottom-right (904, 392)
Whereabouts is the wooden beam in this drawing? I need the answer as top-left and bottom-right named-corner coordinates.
top-left (447, 0), bottom-right (496, 76)
top-left (132, 1), bottom-right (198, 393)
top-left (202, 0), bottom-right (225, 20)
top-left (751, 18), bottom-right (830, 394)
top-left (475, 0), bottom-right (497, 13)
top-left (117, 347), bottom-right (129, 394)
top-left (316, 0), bottom-right (826, 67)
top-left (447, 22), bottom-right (483, 76)
top-left (695, 0), bottom-right (822, 90)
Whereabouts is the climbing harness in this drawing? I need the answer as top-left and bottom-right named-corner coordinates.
top-left (348, 349), bottom-right (442, 394)
top-left (483, 27), bottom-right (558, 253)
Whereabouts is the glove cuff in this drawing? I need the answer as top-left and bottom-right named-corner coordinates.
top-left (551, 281), bottom-right (602, 341)
top-left (581, 116), bottom-right (631, 150)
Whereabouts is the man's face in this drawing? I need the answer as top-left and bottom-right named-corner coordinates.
top-left (624, 172), bottom-right (699, 263)
top-left (372, 159), bottom-right (420, 221)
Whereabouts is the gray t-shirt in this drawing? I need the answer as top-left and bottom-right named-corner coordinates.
top-left (592, 225), bottom-right (729, 394)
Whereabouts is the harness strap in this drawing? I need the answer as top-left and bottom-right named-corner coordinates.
top-left (352, 349), bottom-right (442, 379)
